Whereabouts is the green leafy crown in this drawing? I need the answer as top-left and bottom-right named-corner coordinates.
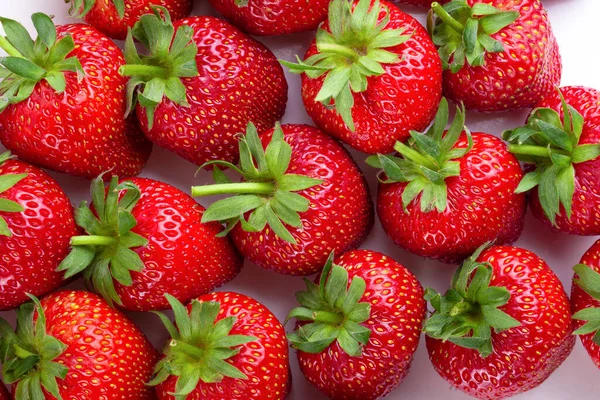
top-left (286, 253), bottom-right (372, 356)
top-left (57, 175), bottom-right (148, 307)
top-left (0, 151), bottom-right (27, 237)
top-left (427, 1), bottom-right (519, 72)
top-left (424, 244), bottom-right (521, 357)
top-left (366, 97), bottom-right (472, 213)
top-left (67, 0), bottom-right (126, 20)
top-left (191, 122), bottom-right (323, 244)
top-left (281, 0), bottom-right (411, 131)
top-left (0, 295), bottom-right (69, 400)
top-left (503, 91), bottom-right (600, 225)
top-left (0, 13), bottom-right (83, 112)
top-left (119, 6), bottom-right (199, 129)
top-left (572, 264), bottom-right (600, 345)
top-left (149, 294), bottom-right (256, 399)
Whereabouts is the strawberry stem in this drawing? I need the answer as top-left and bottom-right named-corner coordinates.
top-left (312, 311), bottom-right (344, 325)
top-left (317, 43), bottom-right (361, 61)
top-left (70, 235), bottom-right (119, 246)
top-left (191, 182), bottom-right (275, 197)
top-left (119, 64), bottom-right (171, 79)
top-left (0, 35), bottom-right (23, 58)
top-left (508, 144), bottom-right (569, 158)
top-left (431, 2), bottom-right (464, 33)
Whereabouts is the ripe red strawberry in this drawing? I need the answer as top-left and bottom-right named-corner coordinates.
top-left (369, 98), bottom-right (526, 264)
top-left (287, 250), bottom-right (425, 399)
top-left (571, 240), bottom-right (600, 369)
top-left (0, 152), bottom-right (78, 311)
top-left (283, 0), bottom-right (442, 154)
top-left (0, 14), bottom-right (151, 179)
top-left (67, 0), bottom-right (192, 40)
top-left (208, 0), bottom-right (330, 35)
top-left (119, 8), bottom-right (287, 167)
top-left (503, 86), bottom-right (600, 235)
top-left (57, 175), bottom-right (242, 311)
top-left (150, 292), bottom-right (290, 399)
top-left (0, 383), bottom-right (8, 400)
top-left (425, 245), bottom-right (575, 399)
top-left (192, 123), bottom-right (373, 276)
top-left (428, 0), bottom-right (561, 112)
top-left (0, 291), bottom-right (158, 399)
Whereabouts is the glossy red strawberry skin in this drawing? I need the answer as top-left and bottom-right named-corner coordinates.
top-left (230, 124), bottom-right (373, 276)
top-left (0, 24), bottom-right (152, 180)
top-left (426, 246), bottom-right (575, 399)
top-left (33, 290), bottom-right (159, 399)
top-left (82, 0), bottom-right (193, 40)
top-left (157, 292), bottom-right (290, 399)
top-left (378, 132), bottom-right (526, 264)
top-left (0, 159), bottom-right (78, 311)
top-left (300, 0), bottom-right (442, 154)
top-left (571, 239), bottom-right (600, 369)
top-left (443, 0), bottom-right (561, 112)
top-left (137, 16), bottom-right (287, 167)
top-left (113, 178), bottom-right (242, 311)
top-left (529, 86), bottom-right (600, 235)
top-left (298, 250), bottom-right (425, 400)
top-left (208, 0), bottom-right (330, 35)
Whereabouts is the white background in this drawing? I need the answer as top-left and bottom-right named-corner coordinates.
top-left (0, 0), bottom-right (598, 399)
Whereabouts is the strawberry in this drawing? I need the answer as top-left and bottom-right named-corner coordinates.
top-left (119, 8), bottom-right (287, 167)
top-left (503, 86), bottom-right (600, 235)
top-left (0, 383), bottom-right (8, 400)
top-left (428, 0), bottom-right (561, 112)
top-left (149, 292), bottom-right (290, 399)
top-left (191, 123), bottom-right (373, 276)
top-left (287, 250), bottom-right (426, 399)
top-left (208, 0), bottom-right (330, 36)
top-left (0, 291), bottom-right (158, 399)
top-left (0, 152), bottom-right (78, 311)
top-left (67, 0), bottom-right (193, 40)
top-left (57, 175), bottom-right (242, 311)
top-left (368, 98), bottom-right (526, 264)
top-left (425, 245), bottom-right (575, 399)
top-left (571, 240), bottom-right (600, 369)
top-left (0, 14), bottom-right (151, 179)
top-left (283, 0), bottom-right (442, 154)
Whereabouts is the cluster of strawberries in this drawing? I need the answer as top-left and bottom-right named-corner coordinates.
top-left (0, 0), bottom-right (598, 399)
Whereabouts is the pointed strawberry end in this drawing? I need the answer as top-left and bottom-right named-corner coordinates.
top-left (149, 295), bottom-right (256, 395)
top-left (423, 244), bottom-right (521, 358)
top-left (282, 0), bottom-right (411, 131)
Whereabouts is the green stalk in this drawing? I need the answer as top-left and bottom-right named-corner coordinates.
top-left (70, 235), bottom-right (119, 246)
top-left (191, 182), bottom-right (275, 197)
top-left (119, 64), bottom-right (171, 79)
top-left (312, 311), bottom-right (344, 325)
top-left (508, 144), bottom-right (570, 158)
top-left (0, 35), bottom-right (24, 58)
top-left (431, 2), bottom-right (465, 33)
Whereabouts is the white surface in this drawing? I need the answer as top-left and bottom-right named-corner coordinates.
top-left (0, 0), bottom-right (598, 399)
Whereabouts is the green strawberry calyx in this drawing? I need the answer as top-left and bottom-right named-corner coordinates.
top-left (57, 175), bottom-right (148, 307)
top-left (286, 253), bottom-right (372, 356)
top-left (234, 0), bottom-right (249, 6)
top-left (191, 122), bottom-right (323, 245)
top-left (502, 91), bottom-right (599, 226)
top-left (119, 6), bottom-right (199, 129)
top-left (67, 0), bottom-right (126, 20)
top-left (0, 13), bottom-right (84, 112)
top-left (427, 1), bottom-right (519, 73)
top-left (572, 264), bottom-right (600, 345)
top-left (281, 0), bottom-right (411, 132)
top-left (0, 151), bottom-right (27, 237)
top-left (366, 97), bottom-right (472, 213)
top-left (0, 295), bottom-right (69, 400)
top-left (423, 244), bottom-right (521, 357)
top-left (149, 294), bottom-right (257, 398)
